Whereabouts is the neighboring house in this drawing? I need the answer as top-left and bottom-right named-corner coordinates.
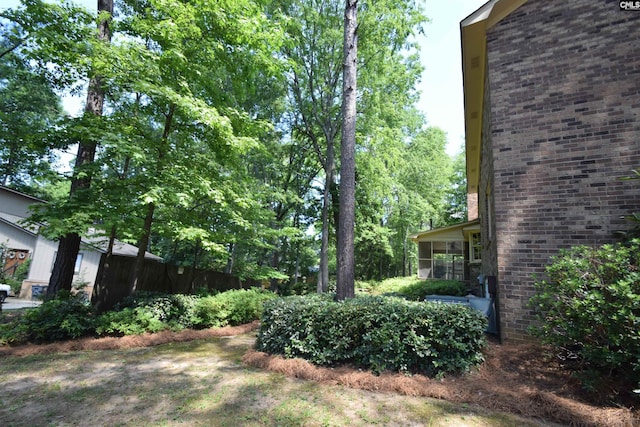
top-left (458, 0), bottom-right (640, 342)
top-left (411, 219), bottom-right (481, 285)
top-left (0, 186), bottom-right (162, 299)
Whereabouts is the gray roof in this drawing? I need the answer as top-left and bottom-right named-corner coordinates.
top-left (0, 189), bottom-right (163, 262)
top-left (83, 235), bottom-right (164, 261)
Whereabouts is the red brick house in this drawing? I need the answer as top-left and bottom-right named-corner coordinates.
top-left (460, 0), bottom-right (640, 342)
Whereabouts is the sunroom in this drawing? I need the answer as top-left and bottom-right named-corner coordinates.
top-left (410, 219), bottom-right (480, 282)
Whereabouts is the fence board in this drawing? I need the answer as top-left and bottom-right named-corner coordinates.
top-left (92, 255), bottom-right (243, 312)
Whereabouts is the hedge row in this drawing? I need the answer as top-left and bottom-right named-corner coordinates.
top-left (257, 294), bottom-right (487, 376)
top-left (0, 288), bottom-right (277, 345)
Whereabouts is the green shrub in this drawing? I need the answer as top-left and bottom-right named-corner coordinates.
top-left (95, 289), bottom-right (275, 336)
top-left (394, 279), bottom-right (467, 301)
top-left (193, 295), bottom-right (227, 328)
top-left (194, 288), bottom-right (277, 328)
top-left (107, 292), bottom-right (200, 332)
top-left (529, 239), bottom-right (640, 385)
top-left (257, 294), bottom-right (486, 376)
top-left (359, 277), bottom-right (467, 301)
top-left (95, 307), bottom-right (167, 335)
top-left (218, 288), bottom-right (278, 325)
top-left (0, 292), bottom-right (94, 344)
top-left (95, 293), bottom-right (199, 335)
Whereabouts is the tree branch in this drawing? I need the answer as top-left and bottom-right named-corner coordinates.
top-left (0, 39), bottom-right (23, 60)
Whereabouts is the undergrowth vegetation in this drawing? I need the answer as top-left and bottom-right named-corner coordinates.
top-left (257, 294), bottom-right (487, 377)
top-left (0, 288), bottom-right (276, 345)
top-left (356, 277), bottom-right (467, 300)
top-left (1, 291), bottom-right (94, 343)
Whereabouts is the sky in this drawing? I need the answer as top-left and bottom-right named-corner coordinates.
top-left (417, 0), bottom-right (487, 155)
top-left (2, 0), bottom-right (488, 156)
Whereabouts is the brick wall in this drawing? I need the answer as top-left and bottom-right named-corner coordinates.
top-left (483, 0), bottom-right (640, 342)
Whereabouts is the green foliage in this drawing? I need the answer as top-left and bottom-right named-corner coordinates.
top-left (358, 276), bottom-right (467, 301)
top-left (96, 293), bottom-right (200, 335)
top-left (257, 294), bottom-right (486, 376)
top-left (216, 288), bottom-right (278, 326)
top-left (354, 223), bottom-right (394, 281)
top-left (0, 292), bottom-right (94, 344)
top-left (94, 289), bottom-right (276, 336)
top-left (442, 150), bottom-right (468, 226)
top-left (0, 288), bottom-right (275, 343)
top-left (94, 307), bottom-right (166, 336)
top-left (0, 256), bottom-right (31, 294)
top-left (620, 168), bottom-right (640, 238)
top-left (193, 295), bottom-right (227, 328)
top-left (195, 288), bottom-right (278, 328)
top-left (0, 48), bottom-right (64, 187)
top-left (529, 239), bottom-right (640, 385)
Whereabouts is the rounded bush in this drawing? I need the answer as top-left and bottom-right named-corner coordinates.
top-left (529, 238), bottom-right (640, 384)
top-left (257, 294), bottom-right (487, 376)
top-left (0, 292), bottom-right (95, 343)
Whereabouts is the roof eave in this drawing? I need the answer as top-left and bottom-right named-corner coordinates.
top-left (410, 219), bottom-right (480, 242)
top-left (461, 0), bottom-right (528, 196)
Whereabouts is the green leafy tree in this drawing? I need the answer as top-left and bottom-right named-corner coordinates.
top-left (442, 150), bottom-right (468, 225)
top-left (87, 0), bottom-right (286, 292)
top-left (274, 0), bottom-right (428, 291)
top-left (1, 0), bottom-right (111, 296)
top-left (353, 126), bottom-right (451, 279)
top-left (47, 0), bottom-right (113, 298)
top-left (0, 51), bottom-right (63, 188)
top-left (273, 0), bottom-right (345, 292)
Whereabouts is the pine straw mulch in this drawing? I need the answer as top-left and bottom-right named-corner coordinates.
top-left (243, 338), bottom-right (639, 427)
top-left (0, 321), bottom-right (260, 357)
top-left (1, 322), bottom-right (638, 427)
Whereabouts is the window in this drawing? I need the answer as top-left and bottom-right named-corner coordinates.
top-left (74, 254), bottom-right (83, 274)
top-left (470, 232), bottom-right (481, 263)
top-left (418, 242), bottom-right (432, 278)
top-left (418, 241), bottom-right (465, 280)
top-left (51, 252), bottom-right (83, 274)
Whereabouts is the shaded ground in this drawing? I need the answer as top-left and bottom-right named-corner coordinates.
top-left (1, 323), bottom-right (638, 426)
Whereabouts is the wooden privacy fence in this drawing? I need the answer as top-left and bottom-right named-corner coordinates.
top-left (91, 254), bottom-right (245, 312)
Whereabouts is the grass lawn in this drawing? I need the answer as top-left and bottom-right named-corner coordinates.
top-left (0, 331), bottom-right (550, 427)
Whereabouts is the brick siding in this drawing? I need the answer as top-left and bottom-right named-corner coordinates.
top-left (481, 0), bottom-right (640, 342)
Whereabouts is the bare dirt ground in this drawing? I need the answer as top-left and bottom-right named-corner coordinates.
top-left (1, 323), bottom-right (638, 427)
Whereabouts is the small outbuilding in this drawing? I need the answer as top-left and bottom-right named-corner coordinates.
top-left (411, 219), bottom-right (480, 284)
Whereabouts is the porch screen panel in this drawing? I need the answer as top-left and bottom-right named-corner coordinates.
top-left (418, 242), bottom-right (432, 278)
top-left (433, 242), bottom-right (447, 279)
top-left (449, 241), bottom-right (464, 280)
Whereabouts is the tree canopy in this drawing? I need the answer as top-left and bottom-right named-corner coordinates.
top-left (0, 0), bottom-right (466, 294)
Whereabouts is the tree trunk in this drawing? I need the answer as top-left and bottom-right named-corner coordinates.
top-left (47, 0), bottom-right (113, 298)
top-left (91, 225), bottom-right (116, 313)
top-left (187, 240), bottom-right (201, 293)
top-left (317, 146), bottom-right (334, 293)
top-left (130, 104), bottom-right (175, 294)
top-left (402, 225), bottom-right (408, 277)
top-left (336, 0), bottom-right (357, 301)
top-left (224, 243), bottom-right (235, 274)
top-left (130, 202), bottom-right (154, 293)
top-left (47, 233), bottom-right (81, 298)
